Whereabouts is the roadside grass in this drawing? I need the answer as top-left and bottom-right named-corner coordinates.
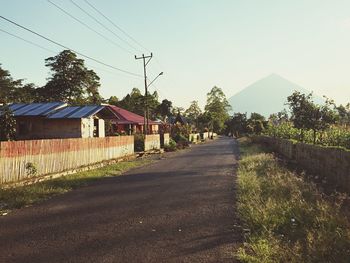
top-left (0, 158), bottom-right (152, 214)
top-left (236, 137), bottom-right (350, 263)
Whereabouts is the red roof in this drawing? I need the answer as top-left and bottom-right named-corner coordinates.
top-left (107, 105), bottom-right (159, 125)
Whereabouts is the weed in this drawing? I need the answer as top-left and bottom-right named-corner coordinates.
top-left (236, 137), bottom-right (350, 262)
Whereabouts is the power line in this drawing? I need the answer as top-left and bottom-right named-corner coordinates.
top-left (0, 15), bottom-right (142, 78)
top-left (47, 0), bottom-right (132, 54)
top-left (69, 0), bottom-right (139, 54)
top-left (0, 28), bottom-right (56, 54)
top-left (83, 0), bottom-right (150, 53)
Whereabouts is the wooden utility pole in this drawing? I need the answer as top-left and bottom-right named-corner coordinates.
top-left (135, 53), bottom-right (153, 135)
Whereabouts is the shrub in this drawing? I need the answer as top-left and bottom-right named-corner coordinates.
top-left (164, 138), bottom-right (177, 152)
top-left (134, 134), bottom-right (145, 152)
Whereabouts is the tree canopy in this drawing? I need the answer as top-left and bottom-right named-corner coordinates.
top-left (287, 91), bottom-right (337, 143)
top-left (204, 86), bottom-right (231, 133)
top-left (41, 50), bottom-right (102, 104)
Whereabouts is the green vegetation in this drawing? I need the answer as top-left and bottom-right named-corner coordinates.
top-left (0, 105), bottom-right (16, 141)
top-left (265, 122), bottom-right (350, 149)
top-left (236, 138), bottom-right (350, 263)
top-left (204, 86), bottom-right (231, 134)
top-left (0, 158), bottom-right (152, 214)
top-left (164, 138), bottom-right (177, 152)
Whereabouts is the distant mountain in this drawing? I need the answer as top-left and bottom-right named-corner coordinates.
top-left (228, 74), bottom-right (323, 117)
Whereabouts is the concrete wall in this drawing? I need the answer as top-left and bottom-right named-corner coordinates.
top-left (189, 133), bottom-right (200, 143)
top-left (163, 133), bottom-right (170, 146)
top-left (252, 136), bottom-right (350, 192)
top-left (0, 136), bottom-right (134, 184)
top-left (144, 134), bottom-right (160, 151)
top-left (201, 132), bottom-right (209, 140)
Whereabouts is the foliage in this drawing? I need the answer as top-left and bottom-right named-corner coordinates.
top-left (184, 100), bottom-right (202, 127)
top-left (41, 50), bottom-right (103, 104)
top-left (204, 86), bottom-right (231, 133)
top-left (156, 99), bottom-right (173, 121)
top-left (336, 103), bottom-right (350, 127)
top-left (117, 88), bottom-right (160, 119)
top-left (164, 138), bottom-right (177, 152)
top-left (171, 123), bottom-right (190, 142)
top-left (134, 133), bottom-right (145, 152)
top-left (108, 96), bottom-right (119, 106)
top-left (0, 65), bottom-right (38, 104)
top-left (287, 92), bottom-right (337, 143)
top-left (25, 162), bottom-right (38, 177)
top-left (226, 112), bottom-right (248, 137)
top-left (0, 105), bottom-right (16, 141)
top-left (247, 112), bottom-right (268, 135)
top-left (236, 138), bottom-right (350, 263)
top-left (264, 122), bottom-right (350, 149)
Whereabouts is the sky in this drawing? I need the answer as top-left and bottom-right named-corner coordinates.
top-left (1, 0), bottom-right (350, 109)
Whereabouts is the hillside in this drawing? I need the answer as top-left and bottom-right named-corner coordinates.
top-left (228, 74), bottom-right (323, 117)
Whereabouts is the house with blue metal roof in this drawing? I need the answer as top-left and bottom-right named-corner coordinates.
top-left (5, 102), bottom-right (117, 140)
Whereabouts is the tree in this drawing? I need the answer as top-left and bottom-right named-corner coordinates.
top-left (247, 112), bottom-right (267, 135)
top-left (204, 86), bottom-right (231, 133)
top-left (287, 91), bottom-right (337, 143)
top-left (42, 50), bottom-right (102, 104)
top-left (156, 99), bottom-right (173, 121)
top-left (184, 100), bottom-right (202, 127)
top-left (336, 103), bottom-right (350, 127)
top-left (0, 64), bottom-right (22, 104)
top-left (226, 112), bottom-right (248, 137)
top-left (108, 96), bottom-right (119, 106)
top-left (0, 105), bottom-right (16, 141)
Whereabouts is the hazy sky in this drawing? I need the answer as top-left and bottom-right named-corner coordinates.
top-left (1, 0), bottom-right (350, 109)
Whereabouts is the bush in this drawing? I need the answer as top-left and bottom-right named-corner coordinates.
top-left (134, 134), bottom-right (145, 152)
top-left (164, 138), bottom-right (177, 152)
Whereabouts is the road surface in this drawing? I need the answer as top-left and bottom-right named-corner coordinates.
top-left (0, 137), bottom-right (241, 263)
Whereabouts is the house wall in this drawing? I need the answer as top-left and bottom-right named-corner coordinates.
top-left (81, 118), bottom-right (93, 138)
top-left (252, 136), bottom-right (350, 193)
top-left (16, 117), bottom-right (106, 140)
top-left (0, 136), bottom-right (134, 184)
top-left (98, 119), bottom-right (105, 138)
top-left (144, 134), bottom-right (161, 151)
top-left (16, 117), bottom-right (82, 140)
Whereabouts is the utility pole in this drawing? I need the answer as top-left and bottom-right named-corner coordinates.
top-left (135, 53), bottom-right (153, 135)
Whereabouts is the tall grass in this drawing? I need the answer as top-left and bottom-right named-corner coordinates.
top-left (236, 138), bottom-right (350, 262)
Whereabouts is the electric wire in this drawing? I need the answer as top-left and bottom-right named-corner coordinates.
top-left (47, 0), bottom-right (133, 54)
top-left (0, 27), bottom-right (142, 82)
top-left (69, 0), bottom-right (139, 54)
top-left (0, 15), bottom-right (142, 78)
top-left (83, 0), bottom-right (149, 53)
top-left (0, 28), bottom-right (56, 54)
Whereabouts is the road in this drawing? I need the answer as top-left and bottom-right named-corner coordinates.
top-left (0, 137), bottom-right (241, 263)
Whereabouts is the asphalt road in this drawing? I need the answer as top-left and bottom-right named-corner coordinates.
top-left (0, 137), bottom-right (241, 263)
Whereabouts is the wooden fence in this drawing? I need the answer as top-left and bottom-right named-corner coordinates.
top-left (0, 136), bottom-right (134, 184)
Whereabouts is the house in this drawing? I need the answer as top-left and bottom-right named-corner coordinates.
top-left (6, 102), bottom-right (117, 140)
top-left (107, 105), bottom-right (160, 135)
top-left (167, 112), bottom-right (189, 125)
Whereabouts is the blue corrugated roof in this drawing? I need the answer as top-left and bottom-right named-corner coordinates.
top-left (48, 105), bottom-right (105, 119)
top-left (8, 102), bottom-right (66, 116)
